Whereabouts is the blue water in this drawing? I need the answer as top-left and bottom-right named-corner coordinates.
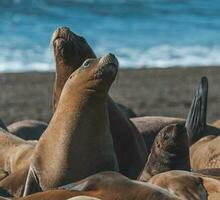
top-left (1, 0), bottom-right (220, 72)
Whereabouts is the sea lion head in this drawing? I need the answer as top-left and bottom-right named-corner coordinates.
top-left (66, 53), bottom-right (119, 95)
top-left (52, 26), bottom-right (96, 70)
top-left (139, 123), bottom-right (190, 182)
top-left (154, 123), bottom-right (188, 154)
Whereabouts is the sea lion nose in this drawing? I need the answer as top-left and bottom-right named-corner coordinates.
top-left (101, 53), bottom-right (119, 67)
top-left (58, 27), bottom-right (70, 33)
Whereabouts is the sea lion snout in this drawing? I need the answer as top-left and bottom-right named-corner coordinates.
top-left (95, 53), bottom-right (119, 79)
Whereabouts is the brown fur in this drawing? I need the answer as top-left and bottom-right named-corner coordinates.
top-left (212, 119), bottom-right (220, 129)
top-left (7, 120), bottom-right (48, 140)
top-left (190, 135), bottom-right (220, 169)
top-left (148, 170), bottom-right (220, 200)
top-left (0, 129), bottom-right (34, 174)
top-left (23, 54), bottom-right (119, 195)
top-left (52, 27), bottom-right (147, 178)
top-left (139, 123), bottom-right (190, 181)
top-left (0, 167), bottom-right (28, 197)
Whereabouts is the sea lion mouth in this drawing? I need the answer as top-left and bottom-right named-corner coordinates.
top-left (94, 53), bottom-right (119, 79)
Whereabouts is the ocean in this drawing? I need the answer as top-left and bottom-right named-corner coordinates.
top-left (1, 0), bottom-right (220, 72)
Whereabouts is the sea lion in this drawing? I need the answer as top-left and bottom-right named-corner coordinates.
top-left (52, 26), bottom-right (147, 178)
top-left (23, 53), bottom-right (119, 195)
top-left (7, 120), bottom-right (48, 140)
top-left (20, 172), bottom-right (179, 200)
top-left (148, 170), bottom-right (220, 200)
top-left (139, 123), bottom-right (190, 181)
top-left (190, 135), bottom-right (220, 169)
top-left (0, 128), bottom-right (34, 174)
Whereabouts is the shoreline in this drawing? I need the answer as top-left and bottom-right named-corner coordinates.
top-left (0, 67), bottom-right (220, 125)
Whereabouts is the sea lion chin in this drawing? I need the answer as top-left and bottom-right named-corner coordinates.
top-left (139, 123), bottom-right (190, 182)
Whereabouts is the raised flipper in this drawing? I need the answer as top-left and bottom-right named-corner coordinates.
top-left (185, 76), bottom-right (208, 145)
top-left (23, 167), bottom-right (42, 197)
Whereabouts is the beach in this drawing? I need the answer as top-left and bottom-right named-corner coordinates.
top-left (0, 67), bottom-right (220, 125)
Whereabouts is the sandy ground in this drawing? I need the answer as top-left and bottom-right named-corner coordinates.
top-left (0, 67), bottom-right (220, 126)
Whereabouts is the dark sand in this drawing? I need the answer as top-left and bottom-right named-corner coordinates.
top-left (0, 67), bottom-right (220, 125)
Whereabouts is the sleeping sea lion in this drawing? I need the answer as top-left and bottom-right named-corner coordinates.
top-left (23, 53), bottom-right (119, 195)
top-left (139, 123), bottom-right (190, 181)
top-left (51, 26), bottom-right (147, 178)
top-left (148, 170), bottom-right (220, 200)
top-left (20, 172), bottom-right (179, 200)
top-left (7, 120), bottom-right (48, 140)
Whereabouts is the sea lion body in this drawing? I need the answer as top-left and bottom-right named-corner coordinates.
top-left (149, 170), bottom-right (220, 200)
top-left (24, 54), bottom-right (119, 195)
top-left (190, 135), bottom-right (220, 169)
top-left (21, 172), bottom-right (179, 200)
top-left (139, 123), bottom-right (190, 181)
top-left (0, 129), bottom-right (34, 174)
top-left (7, 120), bottom-right (48, 140)
top-left (52, 27), bottom-right (147, 179)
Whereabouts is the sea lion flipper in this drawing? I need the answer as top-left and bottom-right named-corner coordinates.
top-left (185, 76), bottom-right (208, 144)
top-left (23, 167), bottom-right (42, 197)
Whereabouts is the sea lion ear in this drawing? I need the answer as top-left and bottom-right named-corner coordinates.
top-left (23, 167), bottom-right (42, 197)
top-left (185, 76), bottom-right (208, 145)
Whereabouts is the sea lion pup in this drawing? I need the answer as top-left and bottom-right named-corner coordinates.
top-left (138, 123), bottom-right (190, 181)
top-left (148, 170), bottom-right (220, 200)
top-left (190, 135), bottom-right (220, 169)
top-left (23, 53), bottom-right (119, 196)
top-left (52, 26), bottom-right (147, 178)
top-left (7, 120), bottom-right (48, 140)
top-left (0, 128), bottom-right (34, 174)
top-left (20, 172), bottom-right (179, 200)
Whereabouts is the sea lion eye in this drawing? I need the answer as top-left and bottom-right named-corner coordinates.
top-left (82, 59), bottom-right (91, 69)
top-left (163, 133), bottom-right (170, 140)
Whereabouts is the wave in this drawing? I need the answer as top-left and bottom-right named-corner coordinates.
top-left (1, 45), bottom-right (220, 72)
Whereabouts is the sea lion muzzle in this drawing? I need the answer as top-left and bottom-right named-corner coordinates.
top-left (94, 53), bottom-right (119, 79)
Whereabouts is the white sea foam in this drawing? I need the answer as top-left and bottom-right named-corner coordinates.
top-left (0, 45), bottom-right (220, 72)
